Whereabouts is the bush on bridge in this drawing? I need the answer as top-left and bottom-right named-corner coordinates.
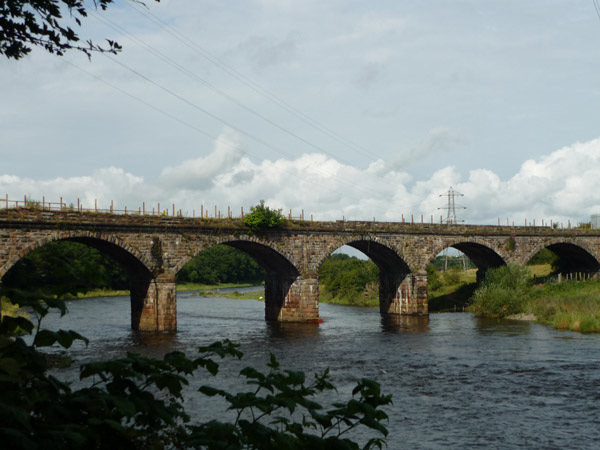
top-left (244, 200), bottom-right (287, 233)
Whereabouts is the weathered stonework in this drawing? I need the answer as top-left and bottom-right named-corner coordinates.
top-left (2, 209), bottom-right (600, 331)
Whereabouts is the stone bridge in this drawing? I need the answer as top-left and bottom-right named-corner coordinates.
top-left (1, 208), bottom-right (600, 331)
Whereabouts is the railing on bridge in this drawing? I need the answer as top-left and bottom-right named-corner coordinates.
top-left (0, 194), bottom-right (581, 229)
top-left (0, 194), bottom-right (311, 222)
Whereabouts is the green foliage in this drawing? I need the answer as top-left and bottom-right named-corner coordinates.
top-left (244, 201), bottom-right (287, 233)
top-left (319, 254), bottom-right (379, 305)
top-left (0, 0), bottom-right (160, 60)
top-left (0, 257), bottom-right (391, 448)
top-left (442, 268), bottom-right (461, 285)
top-left (527, 248), bottom-right (559, 267)
top-left (504, 236), bottom-right (516, 252)
top-left (426, 265), bottom-right (443, 291)
top-left (178, 245), bottom-right (265, 285)
top-left (468, 263), bottom-right (532, 318)
top-left (191, 354), bottom-right (391, 449)
top-left (2, 241), bottom-right (129, 294)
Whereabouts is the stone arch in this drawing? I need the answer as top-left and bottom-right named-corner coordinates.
top-left (428, 239), bottom-right (507, 283)
top-left (172, 234), bottom-right (299, 277)
top-left (315, 234), bottom-right (415, 274)
top-left (521, 239), bottom-right (600, 274)
top-left (173, 236), bottom-right (305, 322)
top-left (0, 231), bottom-right (153, 280)
top-left (0, 231), bottom-right (158, 331)
top-left (315, 235), bottom-right (425, 315)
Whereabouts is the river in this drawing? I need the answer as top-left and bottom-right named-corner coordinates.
top-left (41, 291), bottom-right (600, 449)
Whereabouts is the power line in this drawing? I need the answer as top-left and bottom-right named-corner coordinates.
top-left (91, 12), bottom-right (367, 169)
top-left (84, 6), bottom-right (405, 201)
top-left (125, 1), bottom-right (382, 164)
top-left (62, 57), bottom-right (387, 201)
top-left (104, 53), bottom-right (386, 197)
top-left (594, 0), bottom-right (600, 21)
top-left (61, 59), bottom-right (240, 153)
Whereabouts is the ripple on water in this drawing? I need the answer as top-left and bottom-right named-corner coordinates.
top-left (40, 296), bottom-right (600, 449)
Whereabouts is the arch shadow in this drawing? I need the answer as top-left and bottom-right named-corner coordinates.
top-left (434, 241), bottom-right (506, 283)
top-left (321, 239), bottom-right (421, 315)
top-left (543, 242), bottom-right (600, 274)
top-left (1, 235), bottom-right (154, 330)
top-left (178, 240), bottom-right (301, 322)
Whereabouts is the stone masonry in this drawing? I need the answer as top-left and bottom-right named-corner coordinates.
top-left (1, 209), bottom-right (600, 332)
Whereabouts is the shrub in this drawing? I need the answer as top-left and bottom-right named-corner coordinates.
top-left (468, 263), bottom-right (532, 318)
top-left (426, 264), bottom-right (443, 291)
top-left (243, 200), bottom-right (286, 232)
top-left (442, 268), bottom-right (461, 285)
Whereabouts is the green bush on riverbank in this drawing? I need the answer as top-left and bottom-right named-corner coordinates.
top-left (469, 264), bottom-right (600, 333)
top-left (469, 264), bottom-right (532, 318)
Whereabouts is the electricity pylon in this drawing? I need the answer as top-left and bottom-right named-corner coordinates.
top-left (438, 186), bottom-right (466, 225)
top-left (438, 187), bottom-right (467, 270)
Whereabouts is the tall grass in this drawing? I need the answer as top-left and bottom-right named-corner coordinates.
top-left (530, 280), bottom-right (600, 333)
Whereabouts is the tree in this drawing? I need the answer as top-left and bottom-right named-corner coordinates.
top-left (244, 200), bottom-right (287, 233)
top-left (0, 0), bottom-right (159, 60)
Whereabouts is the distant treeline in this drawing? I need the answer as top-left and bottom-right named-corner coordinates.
top-left (2, 242), bottom-right (265, 293)
top-left (2, 241), bottom-right (129, 293)
top-left (177, 245), bottom-right (264, 285)
top-left (319, 254), bottom-right (379, 304)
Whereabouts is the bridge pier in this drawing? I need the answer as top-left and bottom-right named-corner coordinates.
top-left (380, 271), bottom-right (428, 315)
top-left (131, 273), bottom-right (177, 332)
top-left (265, 274), bottom-right (319, 322)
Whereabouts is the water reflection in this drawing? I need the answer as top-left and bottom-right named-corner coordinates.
top-left (36, 295), bottom-right (600, 447)
top-left (129, 330), bottom-right (179, 349)
top-left (473, 317), bottom-right (535, 336)
top-left (380, 314), bottom-right (430, 333)
top-left (266, 321), bottom-right (321, 340)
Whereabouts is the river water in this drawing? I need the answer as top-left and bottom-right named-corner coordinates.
top-left (42, 291), bottom-right (600, 449)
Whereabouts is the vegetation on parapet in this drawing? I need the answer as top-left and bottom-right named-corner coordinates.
top-left (243, 201), bottom-right (287, 233)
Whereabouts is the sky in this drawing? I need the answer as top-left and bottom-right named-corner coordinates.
top-left (2, 0), bottom-right (600, 226)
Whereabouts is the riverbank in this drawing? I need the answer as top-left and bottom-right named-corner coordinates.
top-left (197, 287), bottom-right (264, 301)
top-left (527, 280), bottom-right (600, 332)
top-left (66, 282), bottom-right (262, 299)
top-left (469, 263), bottom-right (600, 333)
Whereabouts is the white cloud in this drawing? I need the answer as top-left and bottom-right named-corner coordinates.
top-left (158, 128), bottom-right (244, 190)
top-left (1, 136), bottom-right (600, 226)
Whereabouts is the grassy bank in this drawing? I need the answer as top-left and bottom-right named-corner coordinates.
top-left (469, 264), bottom-right (600, 333)
top-left (177, 282), bottom-right (260, 292)
top-left (197, 288), bottom-right (264, 301)
top-left (56, 282), bottom-right (262, 300)
top-left (529, 281), bottom-right (600, 333)
top-left (428, 268), bottom-right (476, 312)
top-left (319, 291), bottom-right (379, 307)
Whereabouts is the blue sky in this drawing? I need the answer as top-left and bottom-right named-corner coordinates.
top-left (1, 0), bottom-right (600, 225)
